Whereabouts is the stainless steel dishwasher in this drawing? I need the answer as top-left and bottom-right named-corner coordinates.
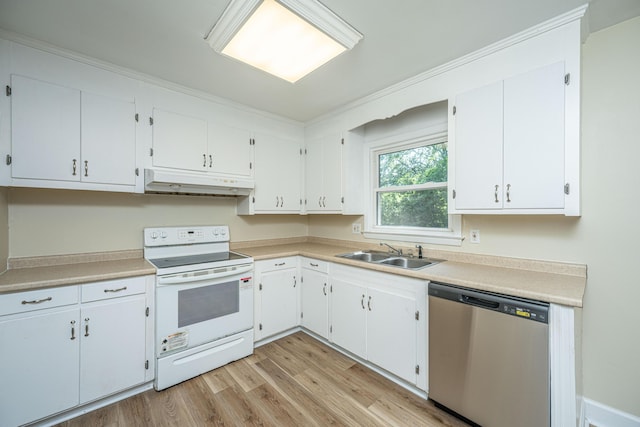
top-left (428, 282), bottom-right (550, 427)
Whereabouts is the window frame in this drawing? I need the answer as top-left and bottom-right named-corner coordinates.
top-left (363, 131), bottom-right (462, 246)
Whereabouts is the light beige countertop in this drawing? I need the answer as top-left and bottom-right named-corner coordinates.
top-left (0, 250), bottom-right (156, 294)
top-left (235, 239), bottom-right (586, 307)
top-left (0, 240), bottom-right (586, 307)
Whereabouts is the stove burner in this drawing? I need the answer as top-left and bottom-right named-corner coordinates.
top-left (148, 251), bottom-right (249, 269)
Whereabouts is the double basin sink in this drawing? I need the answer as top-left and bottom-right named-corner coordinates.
top-left (336, 251), bottom-right (441, 270)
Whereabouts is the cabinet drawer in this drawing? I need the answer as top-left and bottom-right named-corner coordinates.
top-left (81, 277), bottom-right (146, 303)
top-left (301, 257), bottom-right (328, 273)
top-left (0, 285), bottom-right (79, 316)
top-left (257, 257), bottom-right (298, 273)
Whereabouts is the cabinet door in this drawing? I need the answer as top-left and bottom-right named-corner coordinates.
top-left (253, 133), bottom-right (301, 212)
top-left (454, 81), bottom-right (503, 210)
top-left (300, 269), bottom-right (329, 338)
top-left (152, 108), bottom-right (208, 171)
top-left (503, 62), bottom-right (565, 209)
top-left (366, 286), bottom-right (417, 383)
top-left (305, 137), bottom-right (325, 211)
top-left (258, 268), bottom-right (298, 339)
top-left (305, 134), bottom-right (342, 212)
top-left (330, 278), bottom-right (366, 359)
top-left (322, 135), bottom-right (343, 211)
top-left (80, 294), bottom-right (147, 403)
top-left (81, 92), bottom-right (136, 186)
top-left (209, 123), bottom-right (252, 177)
top-left (0, 307), bottom-right (80, 427)
top-left (11, 74), bottom-right (80, 181)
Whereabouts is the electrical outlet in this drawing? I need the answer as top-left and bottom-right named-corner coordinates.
top-left (470, 229), bottom-right (480, 243)
top-left (352, 222), bottom-right (362, 234)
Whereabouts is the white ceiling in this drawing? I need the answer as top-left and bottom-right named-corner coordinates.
top-left (0, 0), bottom-right (639, 122)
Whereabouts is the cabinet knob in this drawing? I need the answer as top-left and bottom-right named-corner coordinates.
top-left (494, 184), bottom-right (499, 203)
top-left (70, 320), bottom-right (76, 340)
top-left (203, 154), bottom-right (207, 167)
top-left (506, 184), bottom-right (512, 203)
top-left (84, 160), bottom-right (89, 177)
top-left (72, 159), bottom-right (77, 176)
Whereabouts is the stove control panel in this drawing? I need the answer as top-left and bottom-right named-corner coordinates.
top-left (144, 226), bottom-right (229, 246)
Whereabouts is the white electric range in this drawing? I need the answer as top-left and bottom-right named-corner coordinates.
top-left (143, 225), bottom-right (254, 390)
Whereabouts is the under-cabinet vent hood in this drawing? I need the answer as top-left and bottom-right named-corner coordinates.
top-left (144, 169), bottom-right (253, 196)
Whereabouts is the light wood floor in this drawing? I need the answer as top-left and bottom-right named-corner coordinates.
top-left (56, 332), bottom-right (469, 426)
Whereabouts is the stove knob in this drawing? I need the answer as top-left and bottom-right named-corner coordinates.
top-left (150, 231), bottom-right (158, 240)
top-left (213, 228), bottom-right (219, 237)
top-left (160, 231), bottom-right (168, 239)
top-left (220, 229), bottom-right (227, 237)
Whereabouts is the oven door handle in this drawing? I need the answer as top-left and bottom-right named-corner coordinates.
top-left (157, 264), bottom-right (253, 285)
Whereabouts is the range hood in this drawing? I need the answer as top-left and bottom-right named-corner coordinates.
top-left (144, 169), bottom-right (253, 196)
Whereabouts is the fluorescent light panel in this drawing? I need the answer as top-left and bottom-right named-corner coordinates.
top-left (207, 0), bottom-right (362, 83)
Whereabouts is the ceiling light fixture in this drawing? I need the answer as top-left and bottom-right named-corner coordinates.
top-left (206, 0), bottom-right (362, 83)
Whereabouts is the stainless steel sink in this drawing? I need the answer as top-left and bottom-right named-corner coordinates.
top-left (379, 257), bottom-right (438, 269)
top-left (336, 251), bottom-right (441, 270)
top-left (337, 251), bottom-right (390, 262)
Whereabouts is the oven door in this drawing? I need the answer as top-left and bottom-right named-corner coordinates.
top-left (156, 264), bottom-right (253, 357)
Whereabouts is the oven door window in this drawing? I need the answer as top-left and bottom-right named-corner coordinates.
top-left (178, 280), bottom-right (239, 327)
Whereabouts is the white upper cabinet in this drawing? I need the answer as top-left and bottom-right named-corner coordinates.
top-left (452, 62), bottom-right (567, 213)
top-left (152, 108), bottom-right (208, 172)
top-left (11, 75), bottom-right (81, 182)
top-left (151, 107), bottom-right (252, 178)
top-left (10, 75), bottom-right (137, 190)
top-left (209, 123), bottom-right (252, 178)
top-left (81, 92), bottom-right (136, 186)
top-left (237, 132), bottom-right (301, 214)
top-left (304, 133), bottom-right (342, 213)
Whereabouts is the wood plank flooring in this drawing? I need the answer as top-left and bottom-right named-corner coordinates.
top-left (56, 332), bottom-right (468, 427)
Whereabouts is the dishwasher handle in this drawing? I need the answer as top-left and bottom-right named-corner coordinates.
top-left (461, 294), bottom-right (500, 309)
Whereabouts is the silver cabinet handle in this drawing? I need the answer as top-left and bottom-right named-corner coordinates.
top-left (275, 262), bottom-right (286, 266)
top-left (318, 196), bottom-right (322, 207)
top-left (84, 318), bottom-right (90, 337)
top-left (203, 154), bottom-right (207, 167)
top-left (368, 296), bottom-right (372, 311)
top-left (361, 294), bottom-right (365, 310)
top-left (293, 276), bottom-right (297, 288)
top-left (209, 154), bottom-right (213, 168)
top-left (84, 160), bottom-right (88, 177)
top-left (280, 196), bottom-right (284, 207)
top-left (21, 296), bottom-right (52, 305)
top-left (323, 283), bottom-right (327, 296)
top-left (494, 184), bottom-right (499, 203)
top-left (72, 159), bottom-right (77, 176)
top-left (322, 196), bottom-right (326, 207)
top-left (275, 196), bottom-right (280, 207)
top-left (104, 286), bottom-right (127, 293)
top-left (310, 262), bottom-right (319, 267)
top-left (506, 184), bottom-right (511, 203)
top-left (70, 320), bottom-right (76, 340)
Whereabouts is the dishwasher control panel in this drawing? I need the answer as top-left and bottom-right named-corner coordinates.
top-left (502, 303), bottom-right (548, 323)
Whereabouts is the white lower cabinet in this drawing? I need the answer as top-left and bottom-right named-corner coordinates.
top-left (330, 264), bottom-right (427, 390)
top-left (300, 258), bottom-right (329, 339)
top-left (0, 276), bottom-right (153, 427)
top-left (79, 293), bottom-right (147, 403)
top-left (0, 303), bottom-right (80, 427)
top-left (254, 257), bottom-right (299, 341)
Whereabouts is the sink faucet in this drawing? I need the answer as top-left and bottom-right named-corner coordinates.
top-left (380, 242), bottom-right (402, 256)
top-left (415, 245), bottom-right (423, 259)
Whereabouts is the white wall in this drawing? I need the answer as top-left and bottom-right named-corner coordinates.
top-left (7, 188), bottom-right (308, 257)
top-left (309, 16), bottom-right (640, 417)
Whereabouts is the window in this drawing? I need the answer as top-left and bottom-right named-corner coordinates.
top-left (365, 133), bottom-right (462, 245)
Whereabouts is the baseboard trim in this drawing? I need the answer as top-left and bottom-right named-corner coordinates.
top-left (581, 398), bottom-right (640, 427)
